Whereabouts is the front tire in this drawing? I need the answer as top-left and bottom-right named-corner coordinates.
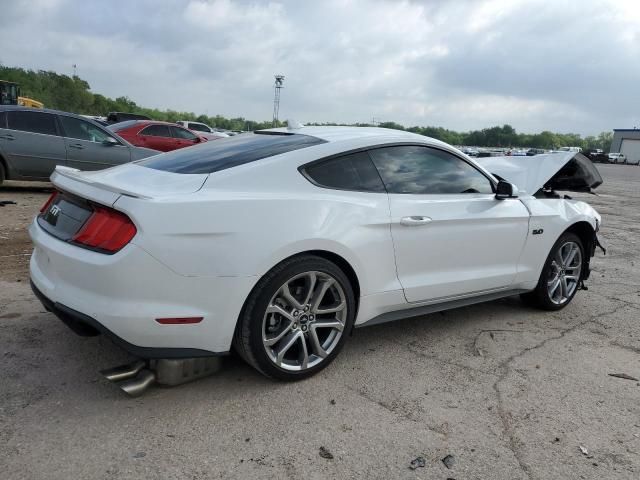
top-left (233, 255), bottom-right (356, 380)
top-left (521, 232), bottom-right (584, 311)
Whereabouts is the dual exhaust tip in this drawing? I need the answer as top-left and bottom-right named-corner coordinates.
top-left (101, 357), bottom-right (222, 396)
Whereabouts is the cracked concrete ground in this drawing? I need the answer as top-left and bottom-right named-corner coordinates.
top-left (1, 164), bottom-right (639, 479)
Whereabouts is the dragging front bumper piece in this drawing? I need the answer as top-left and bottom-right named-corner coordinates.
top-left (31, 281), bottom-right (223, 396)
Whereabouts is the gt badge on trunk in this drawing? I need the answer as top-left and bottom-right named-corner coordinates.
top-left (45, 203), bottom-right (62, 225)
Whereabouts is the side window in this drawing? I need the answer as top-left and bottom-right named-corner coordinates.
top-left (188, 123), bottom-right (208, 132)
top-left (59, 116), bottom-right (114, 143)
top-left (7, 111), bottom-right (58, 136)
top-left (171, 126), bottom-right (198, 140)
top-left (140, 124), bottom-right (171, 137)
top-left (369, 146), bottom-right (493, 194)
top-left (302, 151), bottom-right (385, 192)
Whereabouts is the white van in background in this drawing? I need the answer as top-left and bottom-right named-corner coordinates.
top-left (176, 121), bottom-right (229, 140)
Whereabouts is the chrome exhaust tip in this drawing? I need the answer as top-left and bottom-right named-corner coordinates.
top-left (100, 360), bottom-right (147, 382)
top-left (117, 369), bottom-right (156, 397)
top-left (101, 357), bottom-right (221, 396)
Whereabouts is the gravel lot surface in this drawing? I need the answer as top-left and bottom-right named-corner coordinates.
top-left (1, 164), bottom-right (639, 479)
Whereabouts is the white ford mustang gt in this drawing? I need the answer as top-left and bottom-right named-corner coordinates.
top-left (29, 126), bottom-right (604, 380)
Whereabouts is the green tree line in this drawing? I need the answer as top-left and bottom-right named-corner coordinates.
top-left (1, 65), bottom-right (613, 151)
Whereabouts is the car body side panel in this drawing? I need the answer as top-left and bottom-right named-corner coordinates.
top-left (64, 137), bottom-right (132, 170)
top-left (114, 188), bottom-right (401, 298)
top-left (0, 126), bottom-right (67, 178)
top-left (387, 194), bottom-right (530, 302)
top-left (513, 196), bottom-right (599, 288)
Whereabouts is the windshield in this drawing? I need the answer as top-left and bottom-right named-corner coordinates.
top-left (136, 132), bottom-right (327, 174)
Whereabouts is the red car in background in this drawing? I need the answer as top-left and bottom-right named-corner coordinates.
top-left (108, 120), bottom-right (207, 152)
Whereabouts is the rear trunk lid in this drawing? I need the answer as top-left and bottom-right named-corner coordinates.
top-left (40, 164), bottom-right (208, 244)
top-left (51, 164), bottom-right (209, 205)
top-left (475, 152), bottom-right (602, 195)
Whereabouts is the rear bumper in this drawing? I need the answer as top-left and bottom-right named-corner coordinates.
top-left (29, 218), bottom-right (258, 357)
top-left (31, 280), bottom-right (218, 358)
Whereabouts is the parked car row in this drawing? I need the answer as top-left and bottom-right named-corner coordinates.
top-left (0, 107), bottom-right (240, 184)
top-left (0, 106), bottom-right (158, 183)
top-left (108, 120), bottom-right (208, 152)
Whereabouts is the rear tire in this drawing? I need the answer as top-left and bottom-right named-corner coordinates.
top-left (0, 162), bottom-right (5, 185)
top-left (233, 255), bottom-right (356, 380)
top-left (521, 232), bottom-right (585, 311)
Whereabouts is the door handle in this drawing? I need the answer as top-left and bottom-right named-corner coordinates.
top-left (400, 216), bottom-right (432, 226)
top-left (0, 134), bottom-right (14, 140)
top-left (69, 143), bottom-right (85, 150)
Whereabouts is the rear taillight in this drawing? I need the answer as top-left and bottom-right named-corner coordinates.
top-left (40, 191), bottom-right (59, 213)
top-left (72, 206), bottom-right (137, 253)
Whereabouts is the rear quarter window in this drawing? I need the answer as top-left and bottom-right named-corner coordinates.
top-left (136, 132), bottom-right (326, 174)
top-left (302, 152), bottom-right (386, 192)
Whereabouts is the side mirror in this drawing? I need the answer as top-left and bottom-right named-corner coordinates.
top-left (495, 180), bottom-right (518, 200)
top-left (103, 137), bottom-right (118, 146)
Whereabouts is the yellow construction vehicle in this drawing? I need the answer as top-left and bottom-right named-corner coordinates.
top-left (0, 80), bottom-right (44, 108)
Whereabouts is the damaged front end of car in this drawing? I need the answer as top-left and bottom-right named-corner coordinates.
top-left (475, 151), bottom-right (606, 286)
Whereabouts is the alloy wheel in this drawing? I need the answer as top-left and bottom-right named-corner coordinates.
top-left (547, 241), bottom-right (582, 305)
top-left (262, 271), bottom-right (347, 371)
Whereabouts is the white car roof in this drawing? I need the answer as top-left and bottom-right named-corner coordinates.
top-left (263, 126), bottom-right (447, 147)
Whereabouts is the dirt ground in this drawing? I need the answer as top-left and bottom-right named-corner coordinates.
top-left (1, 165), bottom-right (639, 479)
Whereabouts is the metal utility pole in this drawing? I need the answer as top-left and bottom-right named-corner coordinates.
top-left (72, 64), bottom-right (77, 77)
top-left (272, 74), bottom-right (285, 127)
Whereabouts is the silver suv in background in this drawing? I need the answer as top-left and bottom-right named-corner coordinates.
top-left (0, 106), bottom-right (159, 184)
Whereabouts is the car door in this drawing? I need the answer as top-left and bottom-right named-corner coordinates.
top-left (138, 124), bottom-right (175, 151)
top-left (170, 125), bottom-right (201, 149)
top-left (368, 145), bottom-right (530, 303)
top-left (58, 114), bottom-right (131, 170)
top-left (0, 110), bottom-right (67, 179)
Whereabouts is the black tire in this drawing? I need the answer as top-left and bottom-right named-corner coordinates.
top-left (233, 254), bottom-right (356, 380)
top-left (0, 161), bottom-right (5, 185)
top-left (521, 232), bottom-right (585, 311)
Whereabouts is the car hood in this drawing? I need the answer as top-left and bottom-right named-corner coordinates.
top-left (475, 152), bottom-right (603, 195)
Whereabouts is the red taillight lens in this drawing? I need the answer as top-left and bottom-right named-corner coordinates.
top-left (40, 191), bottom-right (59, 213)
top-left (72, 206), bottom-right (136, 253)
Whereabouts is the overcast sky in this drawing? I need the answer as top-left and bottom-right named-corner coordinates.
top-left (1, 0), bottom-right (638, 135)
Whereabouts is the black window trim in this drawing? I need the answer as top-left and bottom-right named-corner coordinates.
top-left (299, 142), bottom-right (497, 194)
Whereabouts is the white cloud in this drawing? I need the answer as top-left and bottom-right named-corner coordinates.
top-left (1, 0), bottom-right (638, 134)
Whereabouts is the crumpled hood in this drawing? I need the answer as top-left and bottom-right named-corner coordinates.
top-left (475, 152), bottom-right (603, 195)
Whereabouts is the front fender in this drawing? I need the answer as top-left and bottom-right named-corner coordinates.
top-left (514, 197), bottom-right (601, 287)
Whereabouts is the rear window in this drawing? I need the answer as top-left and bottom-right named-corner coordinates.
top-left (7, 110), bottom-right (58, 136)
top-left (108, 120), bottom-right (141, 132)
top-left (137, 132), bottom-right (327, 174)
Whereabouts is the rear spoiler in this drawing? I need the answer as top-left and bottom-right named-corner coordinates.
top-left (51, 167), bottom-right (150, 206)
